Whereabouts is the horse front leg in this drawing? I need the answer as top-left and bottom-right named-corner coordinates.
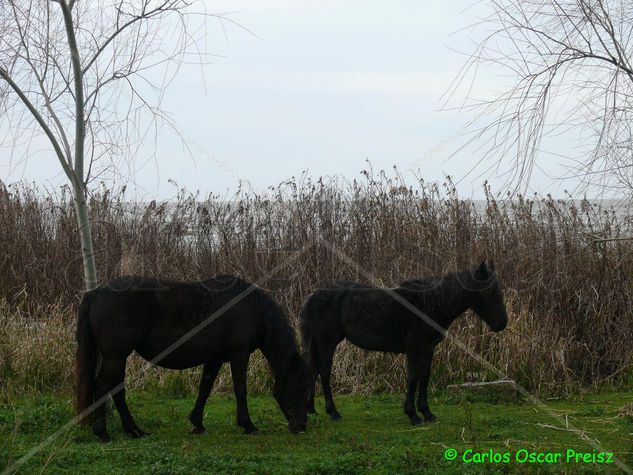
top-left (404, 350), bottom-right (422, 425)
top-left (416, 348), bottom-right (436, 422)
top-left (189, 360), bottom-right (223, 434)
top-left (230, 353), bottom-right (257, 434)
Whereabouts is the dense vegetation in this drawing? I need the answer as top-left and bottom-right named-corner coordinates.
top-left (1, 170), bottom-right (633, 397)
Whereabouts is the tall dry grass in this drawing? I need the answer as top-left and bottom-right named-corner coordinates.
top-left (1, 170), bottom-right (633, 397)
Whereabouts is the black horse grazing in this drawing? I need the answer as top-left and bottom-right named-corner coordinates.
top-left (300, 261), bottom-right (508, 425)
top-left (76, 275), bottom-right (309, 442)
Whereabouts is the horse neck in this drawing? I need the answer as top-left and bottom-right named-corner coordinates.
top-left (259, 315), bottom-right (297, 380)
top-left (433, 273), bottom-right (471, 327)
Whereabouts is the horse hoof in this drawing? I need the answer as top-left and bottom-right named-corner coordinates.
top-left (96, 432), bottom-right (112, 443)
top-left (329, 412), bottom-right (342, 421)
top-left (191, 426), bottom-right (206, 435)
top-left (238, 422), bottom-right (257, 434)
top-left (410, 417), bottom-right (423, 426)
top-left (129, 428), bottom-right (149, 438)
top-left (424, 414), bottom-right (437, 423)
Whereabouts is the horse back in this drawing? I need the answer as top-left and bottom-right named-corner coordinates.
top-left (302, 281), bottom-right (411, 353)
top-left (88, 276), bottom-right (263, 368)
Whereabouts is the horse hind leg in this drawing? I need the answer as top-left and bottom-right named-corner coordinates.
top-left (318, 343), bottom-right (341, 421)
top-left (111, 358), bottom-right (147, 438)
top-left (189, 360), bottom-right (222, 434)
top-left (90, 360), bottom-right (112, 442)
top-left (93, 355), bottom-right (145, 441)
top-left (306, 340), bottom-right (319, 415)
top-left (90, 356), bottom-right (119, 441)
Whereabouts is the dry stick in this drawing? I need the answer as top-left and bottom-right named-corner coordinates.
top-left (317, 236), bottom-right (633, 475)
top-left (2, 243), bottom-right (316, 475)
top-left (591, 236), bottom-right (633, 243)
top-left (38, 429), bottom-right (75, 475)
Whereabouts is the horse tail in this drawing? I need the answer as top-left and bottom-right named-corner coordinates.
top-left (76, 289), bottom-right (98, 424)
top-left (298, 300), bottom-right (313, 355)
top-left (299, 295), bottom-right (320, 412)
top-left (299, 295), bottom-right (320, 371)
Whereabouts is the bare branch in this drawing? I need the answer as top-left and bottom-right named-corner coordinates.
top-left (0, 66), bottom-right (73, 181)
top-left (57, 0), bottom-right (85, 183)
top-left (446, 0), bottom-right (633, 196)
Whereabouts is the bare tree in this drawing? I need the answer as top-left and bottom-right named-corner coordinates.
top-left (447, 0), bottom-right (633, 195)
top-left (0, 0), bottom-right (220, 290)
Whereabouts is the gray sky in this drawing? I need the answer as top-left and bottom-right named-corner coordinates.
top-left (0, 0), bottom-right (582, 199)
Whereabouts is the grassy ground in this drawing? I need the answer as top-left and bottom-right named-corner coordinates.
top-left (2, 391), bottom-right (633, 474)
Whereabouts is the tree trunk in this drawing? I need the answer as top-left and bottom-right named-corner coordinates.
top-left (73, 183), bottom-right (98, 291)
top-left (61, 0), bottom-right (98, 291)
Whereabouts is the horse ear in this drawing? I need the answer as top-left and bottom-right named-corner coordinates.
top-left (475, 260), bottom-right (489, 279)
top-left (488, 259), bottom-right (495, 271)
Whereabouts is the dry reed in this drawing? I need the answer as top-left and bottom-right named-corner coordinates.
top-left (1, 169), bottom-right (632, 397)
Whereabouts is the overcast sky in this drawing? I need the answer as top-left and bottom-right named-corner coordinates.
top-left (0, 0), bottom-right (583, 199)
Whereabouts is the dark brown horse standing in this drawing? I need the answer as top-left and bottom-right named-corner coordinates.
top-left (76, 275), bottom-right (309, 442)
top-left (300, 261), bottom-right (508, 425)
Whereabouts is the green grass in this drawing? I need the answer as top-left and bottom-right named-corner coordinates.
top-left (2, 391), bottom-right (633, 474)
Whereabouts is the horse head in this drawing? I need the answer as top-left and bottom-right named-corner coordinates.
top-left (272, 352), bottom-right (309, 434)
top-left (468, 260), bottom-right (508, 332)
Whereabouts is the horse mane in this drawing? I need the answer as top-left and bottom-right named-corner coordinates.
top-left (398, 274), bottom-right (446, 290)
top-left (205, 274), bottom-right (247, 287)
top-left (203, 274), bottom-right (298, 376)
top-left (396, 271), bottom-right (474, 318)
top-left (254, 288), bottom-right (299, 378)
